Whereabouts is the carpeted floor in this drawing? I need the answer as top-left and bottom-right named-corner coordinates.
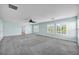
top-left (0, 34), bottom-right (79, 55)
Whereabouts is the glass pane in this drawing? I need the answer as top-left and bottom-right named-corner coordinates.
top-left (56, 21), bottom-right (76, 42)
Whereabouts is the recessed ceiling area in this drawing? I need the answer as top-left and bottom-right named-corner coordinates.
top-left (0, 4), bottom-right (78, 23)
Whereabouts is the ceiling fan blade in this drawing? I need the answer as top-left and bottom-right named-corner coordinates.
top-left (29, 19), bottom-right (36, 23)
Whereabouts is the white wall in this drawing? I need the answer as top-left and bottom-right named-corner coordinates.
top-left (3, 20), bottom-right (22, 36)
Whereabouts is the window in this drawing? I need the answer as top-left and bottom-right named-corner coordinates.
top-left (47, 24), bottom-right (54, 34)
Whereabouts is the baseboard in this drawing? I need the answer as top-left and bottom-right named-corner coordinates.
top-left (32, 33), bottom-right (77, 43)
top-left (3, 33), bottom-right (22, 37)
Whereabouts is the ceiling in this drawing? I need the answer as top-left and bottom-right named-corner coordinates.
top-left (0, 4), bottom-right (78, 24)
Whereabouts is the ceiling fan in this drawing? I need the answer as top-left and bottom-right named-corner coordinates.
top-left (24, 16), bottom-right (36, 23)
top-left (29, 19), bottom-right (36, 23)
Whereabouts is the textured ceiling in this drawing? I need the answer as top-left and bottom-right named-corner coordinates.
top-left (0, 4), bottom-right (78, 23)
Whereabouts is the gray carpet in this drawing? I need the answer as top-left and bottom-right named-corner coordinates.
top-left (0, 34), bottom-right (79, 55)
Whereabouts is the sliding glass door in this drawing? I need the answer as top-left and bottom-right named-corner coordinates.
top-left (77, 17), bottom-right (79, 45)
top-left (32, 17), bottom-right (77, 43)
top-left (0, 20), bottom-right (3, 41)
